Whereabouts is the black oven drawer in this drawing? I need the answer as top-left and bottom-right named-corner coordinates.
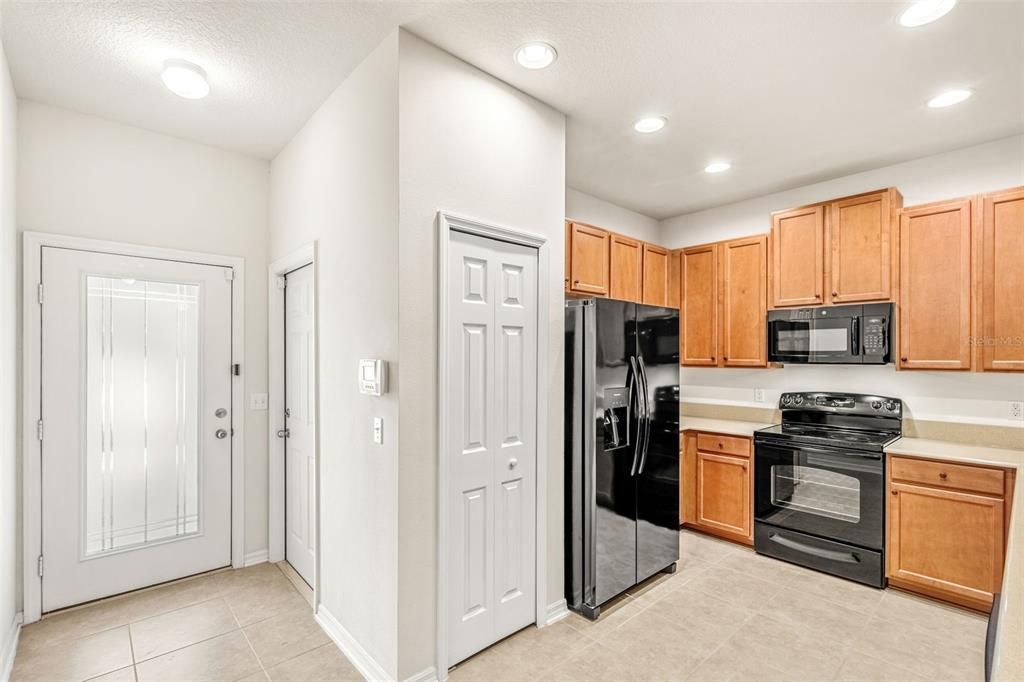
top-left (755, 523), bottom-right (884, 588)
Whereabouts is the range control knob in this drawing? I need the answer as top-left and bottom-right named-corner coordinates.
top-left (782, 395), bottom-right (792, 406)
top-left (793, 395), bottom-right (803, 405)
top-left (872, 401), bottom-right (882, 410)
top-left (885, 400), bottom-right (899, 412)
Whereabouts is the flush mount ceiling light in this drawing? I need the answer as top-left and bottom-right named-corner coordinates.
top-left (513, 42), bottom-right (557, 69)
top-left (899, 0), bottom-right (957, 27)
top-left (704, 161), bottom-right (731, 173)
top-left (927, 88), bottom-right (972, 108)
top-left (161, 59), bottom-right (210, 99)
top-left (633, 116), bottom-right (667, 133)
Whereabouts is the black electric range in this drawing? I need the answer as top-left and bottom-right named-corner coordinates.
top-left (753, 392), bottom-right (902, 587)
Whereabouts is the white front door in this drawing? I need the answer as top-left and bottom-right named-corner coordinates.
top-left (41, 247), bottom-right (233, 612)
top-left (284, 263), bottom-right (316, 587)
top-left (446, 230), bottom-right (538, 666)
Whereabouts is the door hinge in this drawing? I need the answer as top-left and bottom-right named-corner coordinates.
top-left (232, 363), bottom-right (241, 376)
top-left (36, 419), bottom-right (43, 441)
top-left (37, 283), bottom-right (43, 305)
top-left (276, 276), bottom-right (286, 290)
top-left (223, 268), bottom-right (235, 281)
top-left (37, 555), bottom-right (43, 577)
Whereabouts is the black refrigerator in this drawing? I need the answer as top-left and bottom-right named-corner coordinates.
top-left (564, 298), bottom-right (680, 620)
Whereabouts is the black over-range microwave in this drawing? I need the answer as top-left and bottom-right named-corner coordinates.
top-left (767, 303), bottom-right (893, 365)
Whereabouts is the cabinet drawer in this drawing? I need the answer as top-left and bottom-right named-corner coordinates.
top-left (891, 456), bottom-right (1005, 496)
top-left (696, 433), bottom-right (751, 458)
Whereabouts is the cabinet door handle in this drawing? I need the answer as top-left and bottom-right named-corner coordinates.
top-left (900, 357), bottom-right (908, 362)
top-left (939, 472), bottom-right (948, 480)
top-left (891, 489), bottom-right (898, 496)
top-left (573, 280), bottom-right (580, 285)
top-left (832, 291), bottom-right (838, 297)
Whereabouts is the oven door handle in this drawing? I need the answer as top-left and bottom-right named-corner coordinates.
top-left (767, 532), bottom-right (861, 564)
top-left (754, 439), bottom-right (883, 460)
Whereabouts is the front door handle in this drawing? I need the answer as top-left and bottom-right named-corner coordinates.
top-left (276, 429), bottom-right (290, 439)
top-left (215, 429), bottom-right (229, 440)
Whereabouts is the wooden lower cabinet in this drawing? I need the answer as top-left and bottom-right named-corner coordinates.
top-left (681, 430), bottom-right (753, 546)
top-left (887, 455), bottom-right (1015, 612)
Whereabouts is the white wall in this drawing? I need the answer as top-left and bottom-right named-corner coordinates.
top-left (269, 34), bottom-right (400, 677)
top-left (16, 102), bottom-right (272, 563)
top-left (396, 31), bottom-right (566, 679)
top-left (566, 187), bottom-right (660, 242)
top-left (661, 135), bottom-right (1024, 426)
top-left (0, 38), bottom-right (19, 676)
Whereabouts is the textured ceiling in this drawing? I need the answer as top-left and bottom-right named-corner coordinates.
top-left (2, 1), bottom-right (1022, 217)
top-left (407, 1), bottom-right (1024, 217)
top-left (0, 1), bottom-right (434, 159)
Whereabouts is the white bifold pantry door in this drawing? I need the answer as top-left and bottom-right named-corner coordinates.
top-left (40, 247), bottom-right (233, 612)
top-left (446, 230), bottom-right (538, 666)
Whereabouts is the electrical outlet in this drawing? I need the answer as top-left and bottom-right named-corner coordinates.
top-left (249, 393), bottom-right (268, 410)
top-left (754, 388), bottom-right (766, 402)
top-left (1011, 402), bottom-right (1023, 420)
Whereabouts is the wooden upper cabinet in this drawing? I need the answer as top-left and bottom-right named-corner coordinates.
top-left (667, 250), bottom-right (681, 309)
top-left (828, 189), bottom-right (901, 304)
top-left (979, 187), bottom-right (1024, 372)
top-left (681, 244), bottom-right (718, 366)
top-left (568, 222), bottom-right (609, 295)
top-left (720, 236), bottom-right (768, 367)
top-left (564, 220), bottom-right (572, 290)
top-left (642, 243), bottom-right (669, 306)
top-left (608, 233), bottom-right (643, 303)
top-left (771, 205), bottom-right (825, 307)
top-left (899, 199), bottom-right (973, 370)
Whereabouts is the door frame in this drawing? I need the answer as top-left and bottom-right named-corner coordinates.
top-left (21, 231), bottom-right (246, 624)
top-left (436, 212), bottom-right (551, 676)
top-left (267, 243), bottom-right (320, 607)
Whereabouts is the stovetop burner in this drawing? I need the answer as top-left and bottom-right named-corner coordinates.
top-left (754, 392), bottom-right (903, 452)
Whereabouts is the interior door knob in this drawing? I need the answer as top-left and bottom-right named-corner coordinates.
top-left (276, 429), bottom-right (290, 439)
top-left (215, 429), bottom-right (228, 440)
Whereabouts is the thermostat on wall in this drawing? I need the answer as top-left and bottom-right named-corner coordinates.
top-left (359, 359), bottom-right (387, 396)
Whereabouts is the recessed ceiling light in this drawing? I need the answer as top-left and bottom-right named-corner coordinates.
top-left (161, 59), bottom-right (210, 99)
top-left (704, 161), bottom-right (731, 174)
top-left (899, 0), bottom-right (957, 27)
top-left (513, 42), bottom-right (557, 69)
top-left (927, 89), bottom-right (972, 108)
top-left (633, 117), bottom-right (667, 133)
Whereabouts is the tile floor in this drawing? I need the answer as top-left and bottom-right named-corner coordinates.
top-left (12, 530), bottom-right (989, 682)
top-left (11, 562), bottom-right (362, 682)
top-left (450, 530), bottom-right (989, 682)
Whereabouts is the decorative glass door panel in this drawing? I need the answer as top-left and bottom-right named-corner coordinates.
top-left (84, 277), bottom-right (202, 556)
top-left (41, 247), bottom-right (232, 612)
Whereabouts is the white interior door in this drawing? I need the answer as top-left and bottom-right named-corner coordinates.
top-left (284, 264), bottom-right (316, 587)
top-left (41, 247), bottom-right (233, 612)
top-left (447, 230), bottom-right (538, 666)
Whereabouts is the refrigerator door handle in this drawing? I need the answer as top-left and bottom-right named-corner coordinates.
top-left (637, 355), bottom-right (652, 474)
top-left (628, 356), bottom-right (642, 477)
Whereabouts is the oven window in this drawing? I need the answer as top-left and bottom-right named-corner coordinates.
top-left (776, 327), bottom-right (849, 353)
top-left (770, 463), bottom-right (861, 522)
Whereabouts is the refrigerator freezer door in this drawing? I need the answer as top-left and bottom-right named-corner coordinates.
top-left (634, 305), bottom-right (680, 583)
top-left (591, 299), bottom-right (640, 607)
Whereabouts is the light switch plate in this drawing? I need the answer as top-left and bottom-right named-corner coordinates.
top-left (1011, 402), bottom-right (1023, 420)
top-left (373, 417), bottom-right (383, 444)
top-left (249, 393), bottom-right (268, 410)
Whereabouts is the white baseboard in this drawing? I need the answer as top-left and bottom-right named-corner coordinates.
top-left (315, 604), bottom-right (392, 681)
top-left (243, 549), bottom-right (269, 567)
top-left (1, 613), bottom-right (23, 682)
top-left (544, 598), bottom-right (569, 626)
top-left (403, 667), bottom-right (437, 682)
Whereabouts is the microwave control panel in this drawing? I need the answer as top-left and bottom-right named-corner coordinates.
top-left (862, 316), bottom-right (888, 356)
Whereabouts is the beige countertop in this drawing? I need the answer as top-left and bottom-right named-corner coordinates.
top-left (884, 436), bottom-right (1024, 682)
top-left (679, 416), bottom-right (774, 438)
